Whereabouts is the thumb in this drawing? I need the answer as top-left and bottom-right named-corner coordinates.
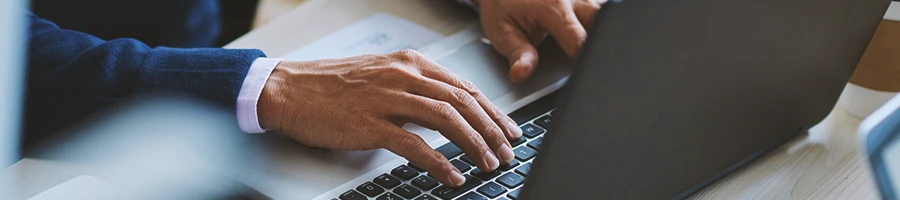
top-left (508, 49), bottom-right (538, 83)
top-left (487, 23), bottom-right (540, 83)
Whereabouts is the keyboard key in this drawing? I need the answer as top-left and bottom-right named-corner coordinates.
top-left (497, 173), bottom-right (525, 188)
top-left (408, 162), bottom-right (425, 172)
top-left (450, 159), bottom-right (472, 172)
top-left (414, 195), bottom-right (439, 200)
top-left (498, 197), bottom-right (511, 200)
top-left (392, 165), bottom-right (419, 180)
top-left (374, 174), bottom-right (401, 189)
top-left (339, 190), bottom-right (366, 200)
top-left (430, 175), bottom-right (481, 200)
top-left (436, 143), bottom-right (463, 159)
top-left (375, 192), bottom-right (403, 200)
top-left (459, 155), bottom-right (475, 165)
top-left (534, 116), bottom-right (551, 128)
top-left (357, 182), bottom-right (385, 197)
top-left (498, 159), bottom-right (520, 171)
top-left (513, 146), bottom-right (536, 161)
top-left (507, 189), bottom-right (521, 200)
top-left (527, 137), bottom-right (543, 150)
top-left (476, 182), bottom-right (507, 198)
top-left (514, 163), bottom-right (531, 176)
top-left (520, 124), bottom-right (545, 138)
top-left (393, 184), bottom-right (422, 199)
top-left (411, 175), bottom-right (439, 190)
top-left (425, 172), bottom-right (449, 182)
top-left (458, 192), bottom-right (488, 200)
top-left (509, 136), bottom-right (527, 147)
top-left (470, 168), bottom-right (501, 180)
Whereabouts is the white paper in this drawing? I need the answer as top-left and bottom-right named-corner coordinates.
top-left (281, 13), bottom-right (444, 60)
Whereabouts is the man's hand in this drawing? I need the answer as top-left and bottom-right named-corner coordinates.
top-left (257, 50), bottom-right (522, 187)
top-left (480, 0), bottom-right (605, 83)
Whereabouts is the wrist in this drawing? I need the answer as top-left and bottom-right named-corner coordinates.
top-left (257, 62), bottom-right (290, 131)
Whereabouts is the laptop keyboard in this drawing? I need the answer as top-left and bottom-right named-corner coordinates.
top-left (334, 110), bottom-right (552, 200)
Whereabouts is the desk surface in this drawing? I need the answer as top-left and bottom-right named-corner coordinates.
top-left (3, 0), bottom-right (887, 199)
top-left (232, 0), bottom-right (883, 199)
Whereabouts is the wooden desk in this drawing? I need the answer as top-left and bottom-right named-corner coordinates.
top-left (693, 106), bottom-right (878, 199)
top-left (229, 0), bottom-right (886, 199)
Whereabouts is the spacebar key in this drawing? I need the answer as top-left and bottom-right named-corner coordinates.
top-left (435, 143), bottom-right (463, 159)
top-left (431, 175), bottom-right (481, 199)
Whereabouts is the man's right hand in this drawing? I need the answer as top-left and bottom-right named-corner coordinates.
top-left (257, 50), bottom-right (523, 187)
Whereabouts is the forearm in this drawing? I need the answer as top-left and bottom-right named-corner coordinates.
top-left (25, 11), bottom-right (265, 136)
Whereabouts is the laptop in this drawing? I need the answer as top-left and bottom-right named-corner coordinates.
top-left (308, 0), bottom-right (894, 199)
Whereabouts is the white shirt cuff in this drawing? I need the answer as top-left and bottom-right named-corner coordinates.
top-left (237, 58), bottom-right (281, 134)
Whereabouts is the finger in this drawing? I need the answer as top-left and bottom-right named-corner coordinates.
top-left (574, 0), bottom-right (603, 29)
top-left (539, 6), bottom-right (588, 58)
top-left (412, 54), bottom-right (524, 142)
top-left (486, 23), bottom-right (540, 83)
top-left (381, 126), bottom-right (467, 187)
top-left (508, 47), bottom-right (539, 84)
top-left (390, 50), bottom-right (523, 140)
top-left (389, 92), bottom-right (501, 172)
top-left (406, 76), bottom-right (516, 163)
top-left (521, 23), bottom-right (549, 46)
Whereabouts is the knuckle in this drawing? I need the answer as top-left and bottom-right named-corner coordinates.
top-left (448, 88), bottom-right (469, 103)
top-left (489, 125), bottom-right (508, 141)
top-left (391, 133), bottom-right (423, 150)
top-left (472, 139), bottom-right (493, 156)
top-left (459, 80), bottom-right (480, 94)
top-left (414, 149), bottom-right (449, 171)
top-left (392, 49), bottom-right (424, 61)
top-left (433, 101), bottom-right (457, 121)
top-left (492, 111), bottom-right (510, 122)
top-left (382, 64), bottom-right (415, 78)
top-left (450, 89), bottom-right (480, 110)
top-left (435, 158), bottom-right (455, 173)
top-left (383, 63), bottom-right (405, 71)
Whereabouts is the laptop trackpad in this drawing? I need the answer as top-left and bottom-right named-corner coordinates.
top-left (434, 40), bottom-right (573, 103)
top-left (435, 41), bottom-right (516, 100)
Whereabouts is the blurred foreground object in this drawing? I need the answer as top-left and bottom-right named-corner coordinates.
top-left (860, 93), bottom-right (900, 200)
top-left (0, 0), bottom-right (27, 199)
top-left (23, 96), bottom-right (266, 200)
top-left (843, 2), bottom-right (900, 118)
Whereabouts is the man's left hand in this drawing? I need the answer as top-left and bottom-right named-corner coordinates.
top-left (479, 0), bottom-right (605, 83)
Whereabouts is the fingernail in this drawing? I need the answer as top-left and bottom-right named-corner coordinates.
top-left (450, 171), bottom-right (466, 187)
top-left (499, 144), bottom-right (515, 163)
top-left (484, 150), bottom-right (500, 170)
top-left (516, 64), bottom-right (533, 80)
top-left (507, 120), bottom-right (523, 138)
top-left (512, 60), bottom-right (522, 69)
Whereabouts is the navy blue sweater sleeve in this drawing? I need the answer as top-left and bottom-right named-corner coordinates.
top-left (24, 11), bottom-right (265, 137)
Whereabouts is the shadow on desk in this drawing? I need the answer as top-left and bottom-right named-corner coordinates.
top-left (691, 106), bottom-right (879, 199)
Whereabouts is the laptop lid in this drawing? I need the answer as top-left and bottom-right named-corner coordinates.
top-left (522, 0), bottom-right (892, 199)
